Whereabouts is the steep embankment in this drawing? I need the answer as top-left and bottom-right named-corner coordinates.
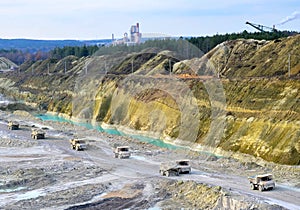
top-left (0, 36), bottom-right (299, 165)
top-left (206, 36), bottom-right (300, 78)
top-left (0, 57), bottom-right (19, 70)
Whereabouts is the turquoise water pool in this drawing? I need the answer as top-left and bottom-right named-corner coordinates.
top-left (36, 114), bottom-right (181, 150)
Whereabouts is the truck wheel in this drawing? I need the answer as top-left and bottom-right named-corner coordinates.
top-left (258, 185), bottom-right (264, 192)
top-left (250, 183), bottom-right (255, 190)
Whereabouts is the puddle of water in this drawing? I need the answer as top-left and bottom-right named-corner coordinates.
top-left (131, 155), bottom-right (146, 161)
top-left (16, 190), bottom-right (46, 200)
top-left (128, 134), bottom-right (179, 150)
top-left (0, 186), bottom-right (26, 193)
top-left (37, 114), bottom-right (223, 157)
top-left (37, 114), bottom-right (182, 150)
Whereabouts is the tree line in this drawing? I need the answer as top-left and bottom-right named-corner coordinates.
top-left (0, 45), bottom-right (100, 64)
top-left (187, 30), bottom-right (297, 53)
top-left (50, 45), bottom-right (100, 59)
top-left (0, 30), bottom-right (297, 65)
top-left (0, 49), bottom-right (49, 65)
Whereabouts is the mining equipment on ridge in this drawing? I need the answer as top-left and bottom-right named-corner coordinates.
top-left (246, 21), bottom-right (278, 33)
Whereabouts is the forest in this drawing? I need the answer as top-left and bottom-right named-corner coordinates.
top-left (0, 30), bottom-right (297, 64)
top-left (50, 30), bottom-right (297, 59)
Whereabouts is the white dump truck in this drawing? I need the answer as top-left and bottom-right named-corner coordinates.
top-left (114, 146), bottom-right (131, 159)
top-left (159, 160), bottom-right (191, 176)
top-left (248, 174), bottom-right (275, 191)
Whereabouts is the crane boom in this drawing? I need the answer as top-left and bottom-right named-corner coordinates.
top-left (246, 22), bottom-right (277, 33)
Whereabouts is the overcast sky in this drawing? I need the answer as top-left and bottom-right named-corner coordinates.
top-left (0, 0), bottom-right (299, 40)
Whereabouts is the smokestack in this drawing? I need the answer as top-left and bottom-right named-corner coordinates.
top-left (112, 33), bottom-right (114, 41)
top-left (137, 23), bottom-right (139, 32)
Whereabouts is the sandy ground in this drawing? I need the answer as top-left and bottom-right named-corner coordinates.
top-left (0, 110), bottom-right (299, 210)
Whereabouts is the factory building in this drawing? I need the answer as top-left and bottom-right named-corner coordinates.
top-left (112, 23), bottom-right (142, 46)
top-left (130, 23), bottom-right (141, 44)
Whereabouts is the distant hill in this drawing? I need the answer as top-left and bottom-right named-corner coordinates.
top-left (0, 38), bottom-right (112, 52)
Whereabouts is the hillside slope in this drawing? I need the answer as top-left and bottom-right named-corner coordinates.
top-left (0, 36), bottom-right (299, 165)
top-left (0, 57), bottom-right (18, 70)
top-left (207, 36), bottom-right (300, 78)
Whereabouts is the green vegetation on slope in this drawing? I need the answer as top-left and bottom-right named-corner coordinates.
top-left (187, 30), bottom-right (296, 54)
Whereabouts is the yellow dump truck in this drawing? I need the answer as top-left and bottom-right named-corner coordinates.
top-left (8, 121), bottom-right (19, 130)
top-left (70, 139), bottom-right (87, 151)
top-left (31, 128), bottom-right (45, 139)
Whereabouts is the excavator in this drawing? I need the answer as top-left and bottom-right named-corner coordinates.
top-left (246, 21), bottom-right (278, 33)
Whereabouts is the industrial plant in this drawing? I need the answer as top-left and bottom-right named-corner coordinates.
top-left (112, 22), bottom-right (142, 46)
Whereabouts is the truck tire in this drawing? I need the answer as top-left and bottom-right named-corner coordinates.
top-left (258, 185), bottom-right (264, 192)
top-left (250, 183), bottom-right (255, 190)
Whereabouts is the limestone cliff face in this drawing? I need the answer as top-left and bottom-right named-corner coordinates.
top-left (222, 79), bottom-right (300, 164)
top-left (87, 76), bottom-right (299, 165)
top-left (0, 36), bottom-right (299, 165)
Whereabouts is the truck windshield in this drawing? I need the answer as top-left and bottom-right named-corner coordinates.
top-left (178, 161), bottom-right (189, 165)
top-left (261, 176), bottom-right (271, 181)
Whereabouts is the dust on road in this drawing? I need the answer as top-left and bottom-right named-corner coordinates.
top-left (0, 110), bottom-right (299, 209)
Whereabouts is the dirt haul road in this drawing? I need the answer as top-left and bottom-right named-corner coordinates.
top-left (0, 111), bottom-right (299, 209)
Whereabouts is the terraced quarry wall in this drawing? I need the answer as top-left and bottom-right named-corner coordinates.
top-left (0, 36), bottom-right (299, 165)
